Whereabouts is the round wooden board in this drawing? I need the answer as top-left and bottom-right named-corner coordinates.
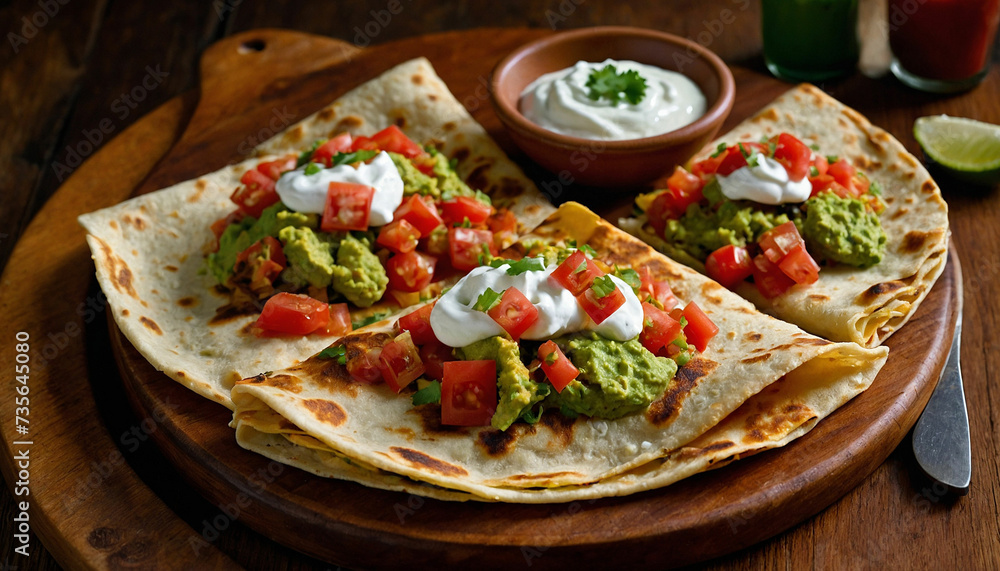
top-left (1, 28), bottom-right (958, 570)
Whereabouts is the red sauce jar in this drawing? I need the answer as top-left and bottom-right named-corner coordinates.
top-left (889, 0), bottom-right (1000, 92)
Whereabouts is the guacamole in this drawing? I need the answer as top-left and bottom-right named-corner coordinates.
top-left (457, 336), bottom-right (547, 431)
top-left (664, 198), bottom-right (792, 262)
top-left (802, 191), bottom-right (886, 267)
top-left (206, 202), bottom-right (315, 283)
top-left (330, 234), bottom-right (388, 307)
top-left (389, 152), bottom-right (440, 197)
top-left (547, 333), bottom-right (676, 419)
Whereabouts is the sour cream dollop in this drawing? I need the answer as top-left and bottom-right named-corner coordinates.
top-left (429, 259), bottom-right (643, 348)
top-left (519, 59), bottom-right (706, 141)
top-left (716, 155), bottom-right (811, 205)
top-left (274, 151), bottom-right (404, 226)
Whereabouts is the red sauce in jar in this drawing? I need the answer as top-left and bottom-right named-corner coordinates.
top-left (889, 0), bottom-right (1000, 81)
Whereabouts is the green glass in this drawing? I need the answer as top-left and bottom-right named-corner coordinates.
top-left (762, 0), bottom-right (860, 82)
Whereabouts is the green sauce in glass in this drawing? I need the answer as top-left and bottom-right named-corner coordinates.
top-left (762, 0), bottom-right (859, 82)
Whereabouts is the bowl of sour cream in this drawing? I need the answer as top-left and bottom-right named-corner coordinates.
top-left (491, 26), bottom-right (734, 187)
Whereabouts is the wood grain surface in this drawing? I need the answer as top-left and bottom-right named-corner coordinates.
top-left (1, 1), bottom-right (999, 570)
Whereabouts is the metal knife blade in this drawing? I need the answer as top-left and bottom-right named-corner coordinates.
top-left (911, 307), bottom-right (971, 495)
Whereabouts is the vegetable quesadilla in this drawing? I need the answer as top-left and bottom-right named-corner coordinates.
top-left (78, 58), bottom-right (554, 408)
top-left (229, 202), bottom-right (888, 502)
top-left (620, 84), bottom-right (949, 348)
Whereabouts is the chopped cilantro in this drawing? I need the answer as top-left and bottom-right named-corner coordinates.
top-left (809, 143), bottom-right (820, 151)
top-left (318, 345), bottom-right (347, 365)
top-left (738, 143), bottom-right (751, 158)
top-left (544, 350), bottom-right (558, 366)
top-left (810, 165), bottom-right (820, 177)
top-left (352, 311), bottom-right (389, 330)
top-left (304, 162), bottom-right (322, 176)
top-left (331, 149), bottom-right (378, 167)
top-left (671, 337), bottom-right (689, 351)
top-left (747, 153), bottom-right (761, 167)
top-left (412, 381), bottom-right (441, 405)
top-left (579, 244), bottom-right (598, 258)
top-left (559, 404), bottom-right (579, 419)
top-left (710, 142), bottom-right (728, 158)
top-left (573, 261), bottom-right (588, 274)
top-left (869, 179), bottom-right (883, 197)
top-left (585, 64), bottom-right (647, 105)
top-left (613, 266), bottom-right (642, 290)
top-left (826, 155), bottom-right (839, 164)
top-left (590, 275), bottom-right (617, 298)
top-left (473, 287), bottom-right (503, 312)
top-left (297, 139), bottom-right (325, 166)
top-left (520, 406), bottom-right (544, 424)
top-left (506, 257), bottom-right (545, 275)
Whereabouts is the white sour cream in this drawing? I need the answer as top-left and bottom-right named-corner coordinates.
top-left (717, 154), bottom-right (812, 205)
top-left (429, 260), bottom-right (643, 348)
top-left (274, 151), bottom-right (404, 226)
top-left (519, 59), bottom-right (706, 141)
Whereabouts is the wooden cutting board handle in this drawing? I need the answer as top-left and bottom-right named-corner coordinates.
top-left (137, 29), bottom-right (360, 194)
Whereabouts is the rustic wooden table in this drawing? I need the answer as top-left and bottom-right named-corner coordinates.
top-left (1, 1), bottom-right (998, 569)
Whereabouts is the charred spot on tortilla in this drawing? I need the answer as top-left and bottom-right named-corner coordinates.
top-left (121, 309), bottom-right (129, 317)
top-left (859, 279), bottom-right (907, 303)
top-left (891, 208), bottom-right (910, 220)
top-left (177, 296), bottom-right (198, 307)
top-left (450, 146), bottom-right (470, 164)
top-left (164, 265), bottom-right (179, 272)
top-left (742, 404), bottom-right (817, 444)
top-left (335, 115), bottom-right (363, 132)
top-left (317, 107), bottom-right (335, 122)
top-left (476, 423), bottom-right (537, 458)
top-left (109, 220), bottom-right (118, 230)
top-left (740, 353), bottom-right (771, 365)
top-left (209, 303), bottom-right (259, 326)
top-left (255, 374), bottom-right (303, 394)
top-left (139, 316), bottom-right (162, 335)
top-left (540, 411), bottom-right (578, 448)
top-left (744, 332), bottom-right (763, 342)
top-left (646, 358), bottom-right (719, 427)
top-left (391, 446), bottom-right (468, 477)
top-left (303, 398), bottom-right (347, 427)
top-left (901, 230), bottom-right (932, 254)
top-left (393, 115), bottom-right (407, 129)
top-left (411, 73), bottom-right (423, 85)
top-left (442, 121), bottom-right (456, 132)
top-left (465, 163), bottom-right (491, 192)
top-left (921, 180), bottom-right (937, 194)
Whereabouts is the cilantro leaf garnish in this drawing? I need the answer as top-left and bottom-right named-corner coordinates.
top-left (473, 287), bottom-right (503, 312)
top-left (506, 258), bottom-right (545, 276)
top-left (297, 139), bottom-right (325, 167)
top-left (613, 266), bottom-right (642, 290)
top-left (412, 381), bottom-right (441, 405)
top-left (304, 162), bottom-right (322, 176)
top-left (352, 311), bottom-right (388, 330)
top-left (331, 149), bottom-right (378, 167)
top-left (710, 142), bottom-right (728, 158)
top-left (573, 261), bottom-right (588, 274)
top-left (579, 244), bottom-right (598, 258)
top-left (590, 275), bottom-right (617, 298)
top-left (585, 64), bottom-right (647, 105)
top-left (544, 350), bottom-right (558, 366)
top-left (318, 345), bottom-right (347, 365)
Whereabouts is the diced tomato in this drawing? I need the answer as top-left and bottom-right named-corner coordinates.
top-left (441, 360), bottom-right (498, 426)
top-left (550, 251), bottom-right (604, 296)
top-left (256, 156), bottom-right (297, 180)
top-left (397, 302), bottom-right (438, 345)
top-left (232, 168), bottom-right (280, 217)
top-left (319, 303), bottom-right (353, 336)
top-left (664, 166), bottom-right (704, 209)
top-left (448, 227), bottom-right (495, 271)
top-left (235, 236), bottom-right (286, 289)
top-left (809, 174), bottom-right (851, 198)
top-left (715, 146), bottom-right (749, 176)
top-left (577, 284), bottom-right (625, 325)
top-left (210, 210), bottom-right (245, 241)
top-left (811, 154), bottom-right (829, 177)
top-left (370, 125), bottom-right (424, 158)
top-left (538, 340), bottom-right (578, 393)
top-left (704, 244), bottom-right (753, 289)
top-left (852, 173), bottom-right (870, 195)
top-left (311, 133), bottom-right (354, 167)
top-left (778, 244), bottom-right (820, 285)
top-left (409, 153), bottom-right (438, 176)
top-left (386, 251), bottom-right (437, 293)
top-left (681, 301), bottom-right (718, 353)
top-left (377, 219), bottom-right (421, 254)
top-left (349, 135), bottom-right (379, 153)
top-left (751, 253), bottom-right (796, 299)
top-left (419, 341), bottom-right (453, 381)
top-left (377, 331), bottom-right (425, 393)
top-left (691, 154), bottom-right (724, 179)
top-left (826, 158), bottom-right (863, 197)
top-left (255, 293), bottom-right (330, 336)
top-left (487, 287), bottom-right (539, 341)
top-left (439, 196), bottom-right (493, 226)
top-left (346, 346), bottom-right (383, 384)
top-left (646, 191), bottom-right (677, 236)
top-left (394, 195), bottom-right (443, 235)
top-left (758, 221), bottom-right (805, 264)
top-left (487, 208), bottom-right (519, 250)
top-left (638, 266), bottom-right (680, 309)
top-left (321, 182), bottom-right (375, 232)
top-left (771, 133), bottom-right (811, 181)
top-left (639, 302), bottom-right (684, 355)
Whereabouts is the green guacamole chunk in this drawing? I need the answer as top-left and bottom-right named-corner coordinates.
top-left (802, 191), bottom-right (886, 267)
top-left (389, 150), bottom-right (475, 200)
top-left (663, 182), bottom-right (792, 262)
top-left (456, 336), bottom-right (547, 431)
top-left (548, 333), bottom-right (676, 419)
top-left (205, 202), bottom-right (316, 283)
top-left (278, 226), bottom-right (337, 289)
top-left (329, 234), bottom-right (388, 307)
top-left (389, 152), bottom-right (439, 197)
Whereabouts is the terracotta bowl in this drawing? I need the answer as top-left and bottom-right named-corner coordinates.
top-left (491, 26), bottom-right (735, 188)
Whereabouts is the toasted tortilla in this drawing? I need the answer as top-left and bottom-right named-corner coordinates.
top-left (78, 58), bottom-right (554, 409)
top-left (229, 202), bottom-right (887, 502)
top-left (619, 84), bottom-right (949, 348)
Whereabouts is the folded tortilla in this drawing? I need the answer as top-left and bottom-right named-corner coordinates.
top-left (230, 202), bottom-right (888, 502)
top-left (78, 58), bottom-right (554, 409)
top-left (620, 84), bottom-right (949, 348)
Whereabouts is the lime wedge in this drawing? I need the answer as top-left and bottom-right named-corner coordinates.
top-left (914, 115), bottom-right (1000, 185)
